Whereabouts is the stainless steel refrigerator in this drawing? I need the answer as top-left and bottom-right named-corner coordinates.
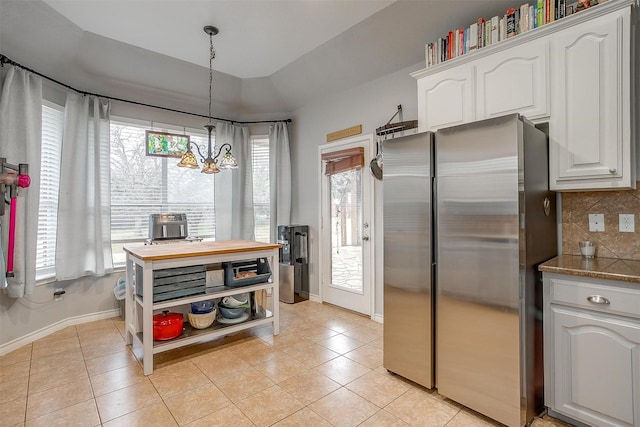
top-left (435, 114), bottom-right (556, 427)
top-left (383, 131), bottom-right (434, 389)
top-left (383, 114), bottom-right (556, 427)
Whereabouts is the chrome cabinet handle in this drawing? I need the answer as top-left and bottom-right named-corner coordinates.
top-left (587, 295), bottom-right (611, 305)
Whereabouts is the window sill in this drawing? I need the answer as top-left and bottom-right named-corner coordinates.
top-left (35, 265), bottom-right (126, 286)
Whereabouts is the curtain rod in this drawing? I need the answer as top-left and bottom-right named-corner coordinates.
top-left (0, 54), bottom-right (292, 125)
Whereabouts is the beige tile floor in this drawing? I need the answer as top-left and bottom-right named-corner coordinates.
top-left (0, 300), bottom-right (575, 427)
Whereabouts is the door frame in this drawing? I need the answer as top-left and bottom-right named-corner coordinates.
top-left (318, 133), bottom-right (376, 319)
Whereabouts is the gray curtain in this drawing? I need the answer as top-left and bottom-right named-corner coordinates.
top-left (214, 121), bottom-right (254, 240)
top-left (0, 66), bottom-right (42, 297)
top-left (55, 93), bottom-right (113, 280)
top-left (269, 122), bottom-right (291, 243)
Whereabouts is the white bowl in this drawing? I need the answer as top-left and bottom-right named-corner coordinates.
top-left (222, 294), bottom-right (248, 308)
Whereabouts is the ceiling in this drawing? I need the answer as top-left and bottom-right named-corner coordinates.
top-left (42, 0), bottom-right (396, 79)
top-left (2, 0), bottom-right (519, 116)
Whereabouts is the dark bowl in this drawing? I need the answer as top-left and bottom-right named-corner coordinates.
top-left (191, 300), bottom-right (214, 314)
top-left (218, 306), bottom-right (245, 319)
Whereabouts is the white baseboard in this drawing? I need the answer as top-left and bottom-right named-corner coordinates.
top-left (0, 309), bottom-right (119, 356)
top-left (373, 314), bottom-right (384, 324)
top-left (308, 294), bottom-right (321, 303)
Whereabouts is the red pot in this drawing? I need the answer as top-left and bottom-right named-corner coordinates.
top-left (153, 311), bottom-right (184, 341)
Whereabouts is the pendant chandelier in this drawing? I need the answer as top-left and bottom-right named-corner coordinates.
top-left (178, 25), bottom-right (238, 173)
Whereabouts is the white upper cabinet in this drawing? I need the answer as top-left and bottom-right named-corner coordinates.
top-left (416, 66), bottom-right (474, 132)
top-left (413, 0), bottom-right (635, 191)
top-left (549, 6), bottom-right (633, 190)
top-left (475, 39), bottom-right (549, 120)
top-left (414, 41), bottom-right (548, 132)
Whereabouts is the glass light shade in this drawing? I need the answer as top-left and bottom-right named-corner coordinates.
top-left (177, 150), bottom-right (199, 169)
top-left (201, 158), bottom-right (220, 174)
top-left (219, 152), bottom-right (238, 169)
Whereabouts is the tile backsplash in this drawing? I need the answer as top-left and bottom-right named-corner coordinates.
top-left (561, 183), bottom-right (640, 260)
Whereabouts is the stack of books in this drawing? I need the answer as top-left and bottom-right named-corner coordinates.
top-left (426, 0), bottom-right (600, 67)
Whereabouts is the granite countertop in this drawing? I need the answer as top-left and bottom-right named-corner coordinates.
top-left (539, 255), bottom-right (640, 284)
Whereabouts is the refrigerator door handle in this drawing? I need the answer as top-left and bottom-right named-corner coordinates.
top-left (543, 197), bottom-right (551, 216)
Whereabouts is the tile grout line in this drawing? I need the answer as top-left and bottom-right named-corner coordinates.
top-left (22, 342), bottom-right (34, 426)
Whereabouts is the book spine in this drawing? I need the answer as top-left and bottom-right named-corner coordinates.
top-left (485, 19), bottom-right (491, 45)
top-left (537, 0), bottom-right (544, 27)
top-left (558, 0), bottom-right (566, 18)
top-left (477, 18), bottom-right (485, 49)
top-left (499, 17), bottom-right (505, 42)
top-left (464, 27), bottom-right (469, 54)
top-left (506, 8), bottom-right (516, 38)
top-left (529, 5), bottom-right (535, 30)
top-left (545, 0), bottom-right (550, 23)
top-left (469, 22), bottom-right (478, 51)
top-left (426, 44), bottom-right (430, 67)
top-left (490, 16), bottom-right (499, 43)
top-left (459, 28), bottom-right (464, 56)
top-left (444, 34), bottom-right (448, 61)
top-left (454, 29), bottom-right (459, 57)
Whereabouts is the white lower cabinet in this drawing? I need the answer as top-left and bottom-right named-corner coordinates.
top-left (544, 274), bottom-right (640, 427)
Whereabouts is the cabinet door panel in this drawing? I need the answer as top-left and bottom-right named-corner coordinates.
top-left (553, 307), bottom-right (640, 427)
top-left (417, 67), bottom-right (474, 132)
top-left (549, 8), bottom-right (632, 190)
top-left (476, 40), bottom-right (549, 120)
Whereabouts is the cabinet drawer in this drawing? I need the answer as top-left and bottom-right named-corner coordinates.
top-left (549, 278), bottom-right (640, 319)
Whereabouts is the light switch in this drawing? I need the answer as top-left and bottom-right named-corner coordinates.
top-left (619, 214), bottom-right (635, 232)
top-left (588, 214), bottom-right (605, 232)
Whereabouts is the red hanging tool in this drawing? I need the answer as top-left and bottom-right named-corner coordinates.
top-left (1, 159), bottom-right (30, 278)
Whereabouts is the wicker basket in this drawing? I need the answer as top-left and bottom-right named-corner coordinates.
top-left (187, 309), bottom-right (216, 329)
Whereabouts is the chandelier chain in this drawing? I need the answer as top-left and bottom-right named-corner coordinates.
top-left (208, 32), bottom-right (215, 124)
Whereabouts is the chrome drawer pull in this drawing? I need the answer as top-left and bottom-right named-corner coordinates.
top-left (587, 295), bottom-right (611, 305)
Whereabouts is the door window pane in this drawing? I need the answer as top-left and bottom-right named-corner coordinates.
top-left (330, 168), bottom-right (363, 293)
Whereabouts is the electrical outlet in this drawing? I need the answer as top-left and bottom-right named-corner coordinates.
top-left (619, 214), bottom-right (635, 232)
top-left (588, 214), bottom-right (605, 232)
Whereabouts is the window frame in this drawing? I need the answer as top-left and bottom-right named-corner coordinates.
top-left (35, 100), bottom-right (65, 283)
top-left (251, 134), bottom-right (270, 243)
top-left (109, 116), bottom-right (214, 267)
top-left (34, 111), bottom-right (274, 279)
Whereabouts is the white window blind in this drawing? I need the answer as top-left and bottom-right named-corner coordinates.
top-left (110, 120), bottom-right (215, 265)
top-left (36, 104), bottom-right (63, 280)
top-left (252, 136), bottom-right (270, 242)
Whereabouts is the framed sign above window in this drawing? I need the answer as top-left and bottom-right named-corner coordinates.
top-left (145, 130), bottom-right (190, 158)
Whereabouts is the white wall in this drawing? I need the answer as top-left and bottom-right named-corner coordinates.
top-left (290, 62), bottom-right (423, 317)
top-left (0, 273), bottom-right (124, 352)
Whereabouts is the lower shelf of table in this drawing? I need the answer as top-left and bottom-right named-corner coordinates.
top-left (132, 310), bottom-right (274, 354)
